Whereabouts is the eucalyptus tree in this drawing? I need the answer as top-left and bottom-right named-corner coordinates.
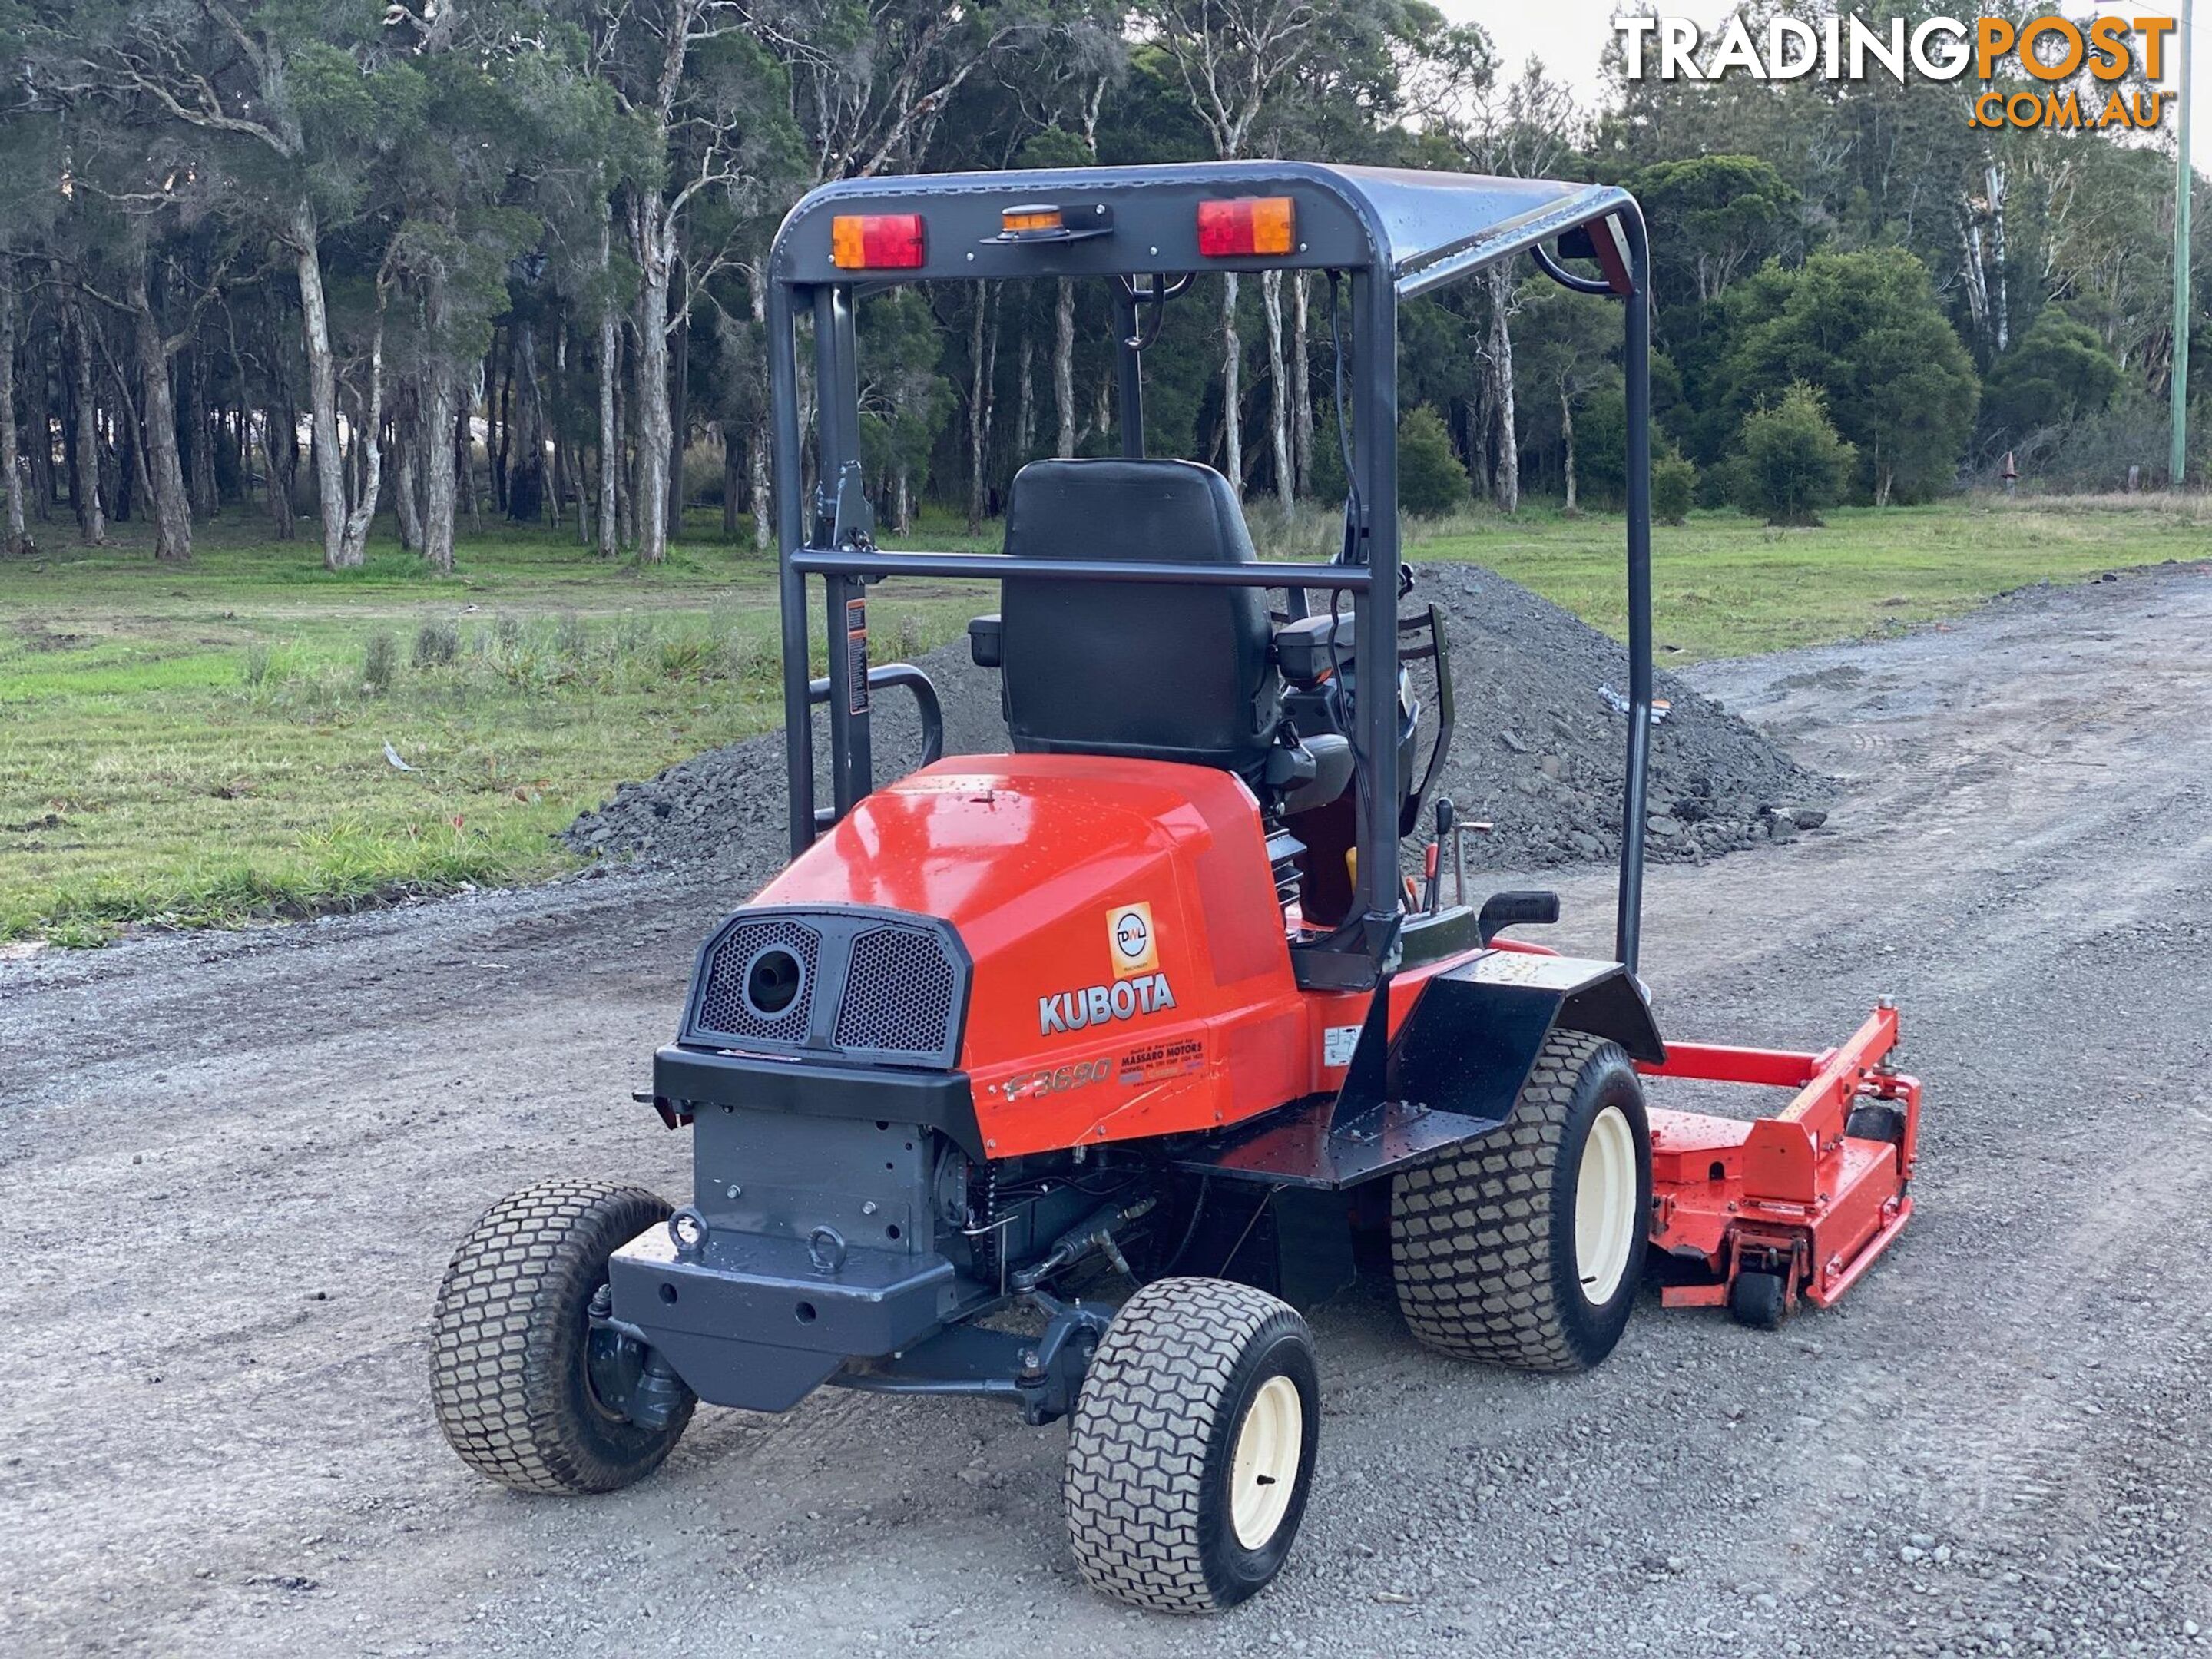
top-left (1512, 279), bottom-right (1620, 511)
top-left (0, 263), bottom-right (25, 555)
top-left (0, 70), bottom-right (63, 557)
top-left (17, 1), bottom-right (444, 566)
top-left (1416, 46), bottom-right (1575, 511)
top-left (565, 2), bottom-right (803, 563)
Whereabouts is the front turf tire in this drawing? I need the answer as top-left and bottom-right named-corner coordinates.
top-left (1064, 1277), bottom-right (1320, 1613)
top-left (1391, 1029), bottom-right (1651, 1373)
top-left (430, 1179), bottom-right (694, 1495)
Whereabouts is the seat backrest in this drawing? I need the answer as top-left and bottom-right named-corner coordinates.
top-left (999, 459), bottom-right (1278, 772)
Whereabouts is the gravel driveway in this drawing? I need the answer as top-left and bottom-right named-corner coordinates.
top-left (3, 565), bottom-right (2208, 1657)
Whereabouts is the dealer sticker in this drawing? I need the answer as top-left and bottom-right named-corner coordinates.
top-left (1107, 902), bottom-right (1158, 977)
top-left (1323, 1025), bottom-right (1361, 1068)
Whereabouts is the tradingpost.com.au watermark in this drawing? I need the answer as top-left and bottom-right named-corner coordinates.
top-left (1615, 12), bottom-right (2180, 131)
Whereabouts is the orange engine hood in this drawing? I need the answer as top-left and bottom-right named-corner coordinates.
top-left (755, 754), bottom-right (1310, 1153)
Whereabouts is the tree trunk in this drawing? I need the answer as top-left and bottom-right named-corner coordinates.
top-left (289, 203), bottom-right (353, 568)
top-left (1014, 318), bottom-right (1035, 468)
top-left (0, 265), bottom-right (28, 556)
top-left (614, 336), bottom-right (635, 550)
top-left (749, 279), bottom-right (771, 551)
top-left (1560, 386), bottom-right (1577, 513)
top-left (632, 195), bottom-right (675, 564)
top-left (507, 319), bottom-right (545, 525)
top-left (965, 283), bottom-right (999, 532)
top-left (58, 278), bottom-right (104, 544)
top-left (334, 289), bottom-right (387, 568)
top-left (1219, 273), bottom-right (1243, 496)
top-left (1486, 269), bottom-right (1520, 514)
top-left (1985, 161), bottom-right (2010, 355)
top-left (1055, 279), bottom-right (1078, 458)
top-left (99, 333), bottom-right (149, 526)
top-left (187, 346), bottom-right (218, 518)
top-left (1261, 270), bottom-right (1291, 514)
top-left (594, 207), bottom-right (621, 558)
top-left (456, 397), bottom-right (478, 533)
top-left (1290, 273), bottom-right (1313, 498)
top-left (265, 389), bottom-right (297, 541)
top-left (127, 267), bottom-right (192, 561)
top-left (491, 339), bottom-right (511, 514)
top-left (26, 328), bottom-right (55, 524)
top-left (101, 400), bottom-right (127, 523)
top-left (423, 343), bottom-right (459, 575)
top-left (597, 314), bottom-right (619, 551)
top-left (719, 422), bottom-right (740, 539)
top-left (393, 386), bottom-right (424, 553)
top-left (667, 280), bottom-right (689, 532)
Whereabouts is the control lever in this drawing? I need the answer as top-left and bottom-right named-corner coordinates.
top-left (1425, 798), bottom-right (1455, 913)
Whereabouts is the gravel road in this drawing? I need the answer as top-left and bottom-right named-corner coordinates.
top-left (4, 565), bottom-right (2209, 1658)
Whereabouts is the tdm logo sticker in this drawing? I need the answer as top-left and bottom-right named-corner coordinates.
top-left (1107, 902), bottom-right (1157, 977)
top-left (1040, 973), bottom-right (1175, 1035)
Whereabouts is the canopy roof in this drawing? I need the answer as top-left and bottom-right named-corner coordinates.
top-left (770, 160), bottom-right (1636, 296)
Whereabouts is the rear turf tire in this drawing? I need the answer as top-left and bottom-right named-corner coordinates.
top-left (1064, 1277), bottom-right (1320, 1613)
top-left (1390, 1029), bottom-right (1651, 1373)
top-left (430, 1179), bottom-right (694, 1495)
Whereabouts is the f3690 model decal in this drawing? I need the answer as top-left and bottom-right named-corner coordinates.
top-left (1039, 973), bottom-right (1177, 1035)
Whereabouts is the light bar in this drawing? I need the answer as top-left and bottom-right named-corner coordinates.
top-left (830, 214), bottom-right (926, 270)
top-left (1197, 197), bottom-right (1296, 258)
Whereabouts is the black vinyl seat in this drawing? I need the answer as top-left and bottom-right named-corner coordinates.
top-left (995, 459), bottom-right (1280, 773)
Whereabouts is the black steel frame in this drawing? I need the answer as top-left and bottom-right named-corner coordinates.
top-left (763, 162), bottom-right (1656, 977)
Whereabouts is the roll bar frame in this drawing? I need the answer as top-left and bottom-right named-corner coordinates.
top-left (763, 164), bottom-right (1654, 982)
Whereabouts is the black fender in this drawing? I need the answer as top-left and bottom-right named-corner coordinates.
top-left (1335, 949), bottom-right (1665, 1137)
top-left (1167, 949), bottom-right (1667, 1199)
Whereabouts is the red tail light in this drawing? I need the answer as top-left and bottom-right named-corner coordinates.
top-left (1197, 197), bottom-right (1296, 257)
top-left (830, 214), bottom-right (926, 270)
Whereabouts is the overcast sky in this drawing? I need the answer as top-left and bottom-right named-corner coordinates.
top-left (1451, 3), bottom-right (2211, 171)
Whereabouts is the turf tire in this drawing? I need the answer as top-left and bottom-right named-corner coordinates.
top-left (430, 1179), bottom-right (694, 1495)
top-left (1390, 1029), bottom-right (1651, 1373)
top-left (1064, 1277), bottom-right (1319, 1613)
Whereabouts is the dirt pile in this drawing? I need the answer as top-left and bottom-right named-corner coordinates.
top-left (561, 561), bottom-right (1826, 873)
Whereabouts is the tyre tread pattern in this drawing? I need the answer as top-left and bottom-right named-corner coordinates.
top-left (1390, 1029), bottom-right (1620, 1373)
top-left (1064, 1277), bottom-right (1301, 1613)
top-left (429, 1178), bottom-right (690, 1495)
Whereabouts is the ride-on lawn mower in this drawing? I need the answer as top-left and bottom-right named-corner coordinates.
top-left (430, 163), bottom-right (1923, 1612)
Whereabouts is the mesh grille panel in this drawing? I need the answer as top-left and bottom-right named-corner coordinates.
top-left (694, 918), bottom-right (820, 1044)
top-left (836, 926), bottom-right (959, 1056)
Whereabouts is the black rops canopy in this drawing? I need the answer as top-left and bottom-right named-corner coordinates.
top-left (763, 161), bottom-right (1656, 983)
top-left (771, 161), bottom-right (1636, 298)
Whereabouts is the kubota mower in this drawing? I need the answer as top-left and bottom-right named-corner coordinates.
top-left (430, 162), bottom-right (1922, 1612)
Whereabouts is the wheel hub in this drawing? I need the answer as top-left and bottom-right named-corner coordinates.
top-left (1575, 1104), bottom-right (1637, 1305)
top-left (1228, 1374), bottom-right (1303, 1551)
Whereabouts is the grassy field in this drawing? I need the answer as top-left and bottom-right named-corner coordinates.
top-left (1407, 492), bottom-right (2212, 659)
top-left (0, 511), bottom-right (992, 944)
top-left (2, 493), bottom-right (2201, 944)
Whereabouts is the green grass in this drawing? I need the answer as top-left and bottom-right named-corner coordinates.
top-left (1404, 493), bottom-right (2212, 661)
top-left (0, 508), bottom-right (990, 944)
top-left (1, 492), bottom-right (2201, 945)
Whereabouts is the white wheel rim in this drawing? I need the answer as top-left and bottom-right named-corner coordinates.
top-left (1228, 1374), bottom-right (1303, 1551)
top-left (1575, 1104), bottom-right (1637, 1306)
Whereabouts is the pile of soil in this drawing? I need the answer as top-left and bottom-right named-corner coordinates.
top-left (561, 561), bottom-right (1826, 874)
